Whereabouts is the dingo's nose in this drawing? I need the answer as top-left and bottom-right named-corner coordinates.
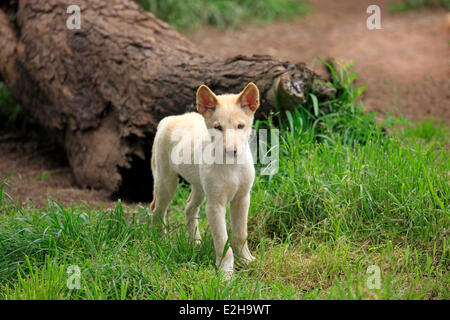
top-left (225, 146), bottom-right (237, 157)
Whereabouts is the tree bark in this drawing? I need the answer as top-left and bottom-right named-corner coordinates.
top-left (0, 0), bottom-right (335, 199)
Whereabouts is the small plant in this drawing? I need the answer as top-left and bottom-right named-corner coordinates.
top-left (35, 172), bottom-right (52, 182)
top-left (134, 0), bottom-right (309, 31)
top-left (0, 83), bottom-right (32, 133)
top-left (265, 58), bottom-right (383, 146)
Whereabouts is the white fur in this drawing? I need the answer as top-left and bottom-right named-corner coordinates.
top-left (150, 83), bottom-right (260, 278)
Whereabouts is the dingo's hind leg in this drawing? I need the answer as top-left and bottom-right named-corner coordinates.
top-left (151, 169), bottom-right (178, 233)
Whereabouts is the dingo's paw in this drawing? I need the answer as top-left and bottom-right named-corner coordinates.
top-left (219, 268), bottom-right (234, 281)
top-left (235, 254), bottom-right (256, 269)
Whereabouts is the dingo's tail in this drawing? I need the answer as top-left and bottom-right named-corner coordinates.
top-left (150, 145), bottom-right (157, 211)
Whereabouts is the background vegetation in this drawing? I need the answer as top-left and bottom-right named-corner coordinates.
top-left (134, 0), bottom-right (309, 31)
top-left (0, 60), bottom-right (448, 299)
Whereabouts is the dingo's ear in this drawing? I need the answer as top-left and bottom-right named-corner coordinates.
top-left (237, 82), bottom-right (259, 114)
top-left (197, 85), bottom-right (218, 116)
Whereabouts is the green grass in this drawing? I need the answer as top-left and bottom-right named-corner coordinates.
top-left (401, 118), bottom-right (450, 145)
top-left (134, 0), bottom-right (309, 31)
top-left (388, 0), bottom-right (450, 13)
top-left (34, 172), bottom-right (52, 182)
top-left (0, 117), bottom-right (447, 299)
top-left (0, 61), bottom-right (448, 299)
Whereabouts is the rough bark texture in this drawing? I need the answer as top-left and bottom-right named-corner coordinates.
top-left (0, 0), bottom-right (335, 199)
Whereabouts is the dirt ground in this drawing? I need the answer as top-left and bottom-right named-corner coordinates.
top-left (1, 0), bottom-right (448, 206)
top-left (188, 0), bottom-right (449, 121)
top-left (0, 133), bottom-right (113, 207)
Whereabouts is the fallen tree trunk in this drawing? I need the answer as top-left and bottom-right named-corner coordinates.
top-left (0, 0), bottom-right (335, 199)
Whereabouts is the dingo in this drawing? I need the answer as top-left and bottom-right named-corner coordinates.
top-left (150, 83), bottom-right (259, 278)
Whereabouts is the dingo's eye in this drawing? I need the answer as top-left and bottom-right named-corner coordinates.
top-left (237, 124), bottom-right (245, 129)
top-left (214, 125), bottom-right (222, 131)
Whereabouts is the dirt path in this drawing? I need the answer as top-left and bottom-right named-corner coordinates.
top-left (0, 132), bottom-right (114, 208)
top-left (188, 0), bottom-right (449, 121)
top-left (1, 0), bottom-right (448, 206)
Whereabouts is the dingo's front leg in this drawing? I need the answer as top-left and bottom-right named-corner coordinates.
top-left (230, 194), bottom-right (255, 267)
top-left (205, 202), bottom-right (234, 278)
top-left (185, 187), bottom-right (205, 244)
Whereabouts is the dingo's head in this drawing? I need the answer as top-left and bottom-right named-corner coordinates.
top-left (196, 83), bottom-right (259, 158)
